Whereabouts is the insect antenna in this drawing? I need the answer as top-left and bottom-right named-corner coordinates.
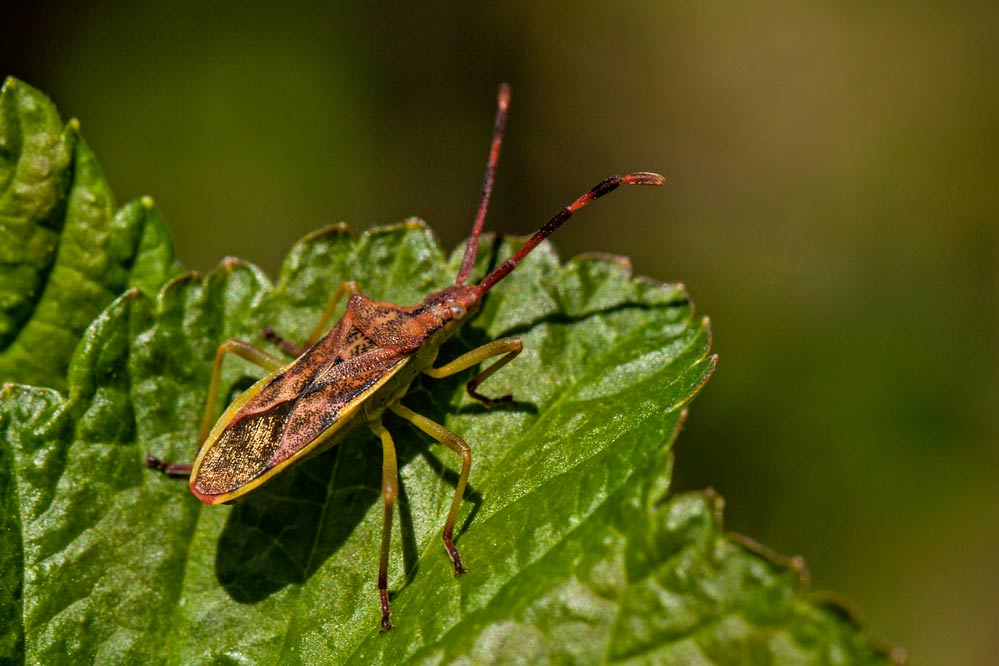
top-left (455, 83), bottom-right (511, 286)
top-left (474, 171), bottom-right (665, 297)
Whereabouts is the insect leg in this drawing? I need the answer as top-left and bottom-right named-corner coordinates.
top-left (369, 418), bottom-right (398, 633)
top-left (261, 327), bottom-right (305, 357)
top-left (262, 281), bottom-right (361, 356)
top-left (424, 337), bottom-right (523, 407)
top-left (389, 403), bottom-right (470, 576)
top-left (144, 458), bottom-right (194, 477)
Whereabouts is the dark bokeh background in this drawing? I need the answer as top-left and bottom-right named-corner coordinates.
top-left (4, 3), bottom-right (997, 663)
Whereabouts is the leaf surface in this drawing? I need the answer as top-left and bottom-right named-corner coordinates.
top-left (1, 222), bottom-right (896, 665)
top-left (0, 76), bottom-right (899, 665)
top-left (0, 77), bottom-right (178, 390)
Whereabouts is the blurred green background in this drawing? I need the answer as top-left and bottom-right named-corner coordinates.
top-left (4, 3), bottom-right (996, 663)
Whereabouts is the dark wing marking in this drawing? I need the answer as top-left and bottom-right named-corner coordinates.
top-left (272, 348), bottom-right (406, 466)
top-left (239, 314), bottom-right (357, 417)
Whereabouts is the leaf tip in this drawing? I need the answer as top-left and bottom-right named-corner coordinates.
top-left (807, 590), bottom-right (908, 663)
top-left (701, 316), bottom-right (715, 353)
top-left (301, 222), bottom-right (358, 243)
top-left (722, 528), bottom-right (908, 661)
top-left (701, 485), bottom-right (726, 520)
top-left (68, 117), bottom-right (81, 131)
top-left (160, 270), bottom-right (203, 298)
top-left (572, 251), bottom-right (634, 276)
top-left (401, 217), bottom-right (428, 231)
top-left (141, 195), bottom-right (156, 209)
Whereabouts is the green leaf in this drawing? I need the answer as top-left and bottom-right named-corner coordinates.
top-left (0, 77), bottom-right (180, 390)
top-left (1, 221), bottom-right (898, 664)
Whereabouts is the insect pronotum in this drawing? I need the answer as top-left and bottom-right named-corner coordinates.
top-left (147, 83), bottom-right (664, 632)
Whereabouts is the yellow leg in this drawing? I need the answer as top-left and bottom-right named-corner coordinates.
top-left (369, 418), bottom-right (398, 633)
top-left (423, 336), bottom-right (523, 406)
top-left (389, 403), bottom-right (470, 575)
top-left (263, 281), bottom-right (361, 356)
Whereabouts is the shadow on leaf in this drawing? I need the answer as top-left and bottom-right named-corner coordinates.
top-left (212, 415), bottom-right (472, 604)
top-left (215, 430), bottom-right (401, 602)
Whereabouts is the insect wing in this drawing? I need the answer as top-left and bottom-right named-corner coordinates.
top-left (190, 345), bottom-right (408, 504)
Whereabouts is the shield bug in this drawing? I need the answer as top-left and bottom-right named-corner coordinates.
top-left (147, 83), bottom-right (664, 632)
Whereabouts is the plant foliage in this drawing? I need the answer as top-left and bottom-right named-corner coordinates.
top-left (0, 78), bottom-right (900, 665)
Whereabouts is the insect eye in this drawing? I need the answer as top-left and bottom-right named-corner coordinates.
top-left (449, 304), bottom-right (466, 318)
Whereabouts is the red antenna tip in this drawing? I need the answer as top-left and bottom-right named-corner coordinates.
top-left (497, 83), bottom-right (511, 111)
top-left (622, 172), bottom-right (665, 186)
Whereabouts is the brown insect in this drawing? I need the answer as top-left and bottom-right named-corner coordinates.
top-left (147, 84), bottom-right (664, 631)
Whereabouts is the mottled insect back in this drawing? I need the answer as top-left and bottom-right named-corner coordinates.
top-left (148, 83), bottom-right (664, 631)
top-left (189, 287), bottom-right (480, 503)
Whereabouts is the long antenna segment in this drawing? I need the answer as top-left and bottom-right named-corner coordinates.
top-left (455, 83), bottom-right (511, 285)
top-left (454, 84), bottom-right (665, 295)
top-left (474, 172), bottom-right (664, 296)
